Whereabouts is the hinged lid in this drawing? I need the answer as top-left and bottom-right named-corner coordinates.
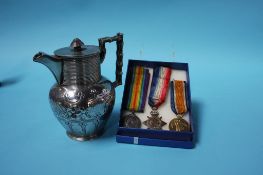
top-left (54, 38), bottom-right (100, 58)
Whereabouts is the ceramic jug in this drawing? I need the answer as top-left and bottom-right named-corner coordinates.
top-left (33, 33), bottom-right (123, 141)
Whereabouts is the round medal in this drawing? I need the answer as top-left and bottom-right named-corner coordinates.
top-left (169, 117), bottom-right (190, 132)
top-left (123, 113), bottom-right (141, 128)
top-left (123, 66), bottom-right (150, 128)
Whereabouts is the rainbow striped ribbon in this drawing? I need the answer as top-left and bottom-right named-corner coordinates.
top-left (126, 66), bottom-right (150, 112)
top-left (170, 80), bottom-right (188, 115)
top-left (148, 67), bottom-right (172, 108)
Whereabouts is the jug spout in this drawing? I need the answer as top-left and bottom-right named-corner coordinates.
top-left (33, 52), bottom-right (62, 84)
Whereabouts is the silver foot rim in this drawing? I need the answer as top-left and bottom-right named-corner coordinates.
top-left (66, 131), bottom-right (103, 141)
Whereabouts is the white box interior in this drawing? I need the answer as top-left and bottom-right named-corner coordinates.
top-left (122, 67), bottom-right (190, 130)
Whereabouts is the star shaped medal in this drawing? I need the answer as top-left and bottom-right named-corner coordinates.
top-left (143, 66), bottom-right (172, 130)
top-left (143, 108), bottom-right (166, 130)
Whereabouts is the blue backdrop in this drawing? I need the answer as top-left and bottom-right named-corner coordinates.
top-left (0, 0), bottom-right (262, 175)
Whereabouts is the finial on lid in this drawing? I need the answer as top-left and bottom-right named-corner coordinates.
top-left (70, 38), bottom-right (85, 51)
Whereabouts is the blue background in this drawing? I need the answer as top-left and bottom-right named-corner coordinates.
top-left (0, 0), bottom-right (262, 174)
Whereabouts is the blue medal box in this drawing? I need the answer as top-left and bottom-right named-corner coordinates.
top-left (116, 60), bottom-right (195, 149)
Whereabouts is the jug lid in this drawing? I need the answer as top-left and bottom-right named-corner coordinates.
top-left (54, 38), bottom-right (100, 58)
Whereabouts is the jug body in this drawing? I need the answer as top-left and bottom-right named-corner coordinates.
top-left (49, 76), bottom-right (115, 141)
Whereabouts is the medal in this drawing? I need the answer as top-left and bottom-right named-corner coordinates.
top-left (143, 108), bottom-right (166, 130)
top-left (122, 66), bottom-right (150, 128)
top-left (123, 112), bottom-right (142, 128)
top-left (143, 66), bottom-right (172, 130)
top-left (169, 80), bottom-right (190, 132)
top-left (169, 115), bottom-right (189, 131)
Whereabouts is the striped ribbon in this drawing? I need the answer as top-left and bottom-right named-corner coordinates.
top-left (148, 67), bottom-right (172, 108)
top-left (170, 80), bottom-right (188, 115)
top-left (126, 66), bottom-right (150, 112)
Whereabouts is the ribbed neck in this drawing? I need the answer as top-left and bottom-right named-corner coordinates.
top-left (62, 58), bottom-right (101, 86)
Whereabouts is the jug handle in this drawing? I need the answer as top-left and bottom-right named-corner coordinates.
top-left (98, 33), bottom-right (123, 88)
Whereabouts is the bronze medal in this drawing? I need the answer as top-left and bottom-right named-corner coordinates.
top-left (169, 117), bottom-right (190, 132)
top-left (123, 66), bottom-right (150, 129)
top-left (123, 113), bottom-right (141, 128)
top-left (169, 80), bottom-right (191, 132)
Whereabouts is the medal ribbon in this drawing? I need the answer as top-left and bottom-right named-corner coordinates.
top-left (126, 66), bottom-right (150, 112)
top-left (170, 80), bottom-right (188, 115)
top-left (148, 67), bottom-right (172, 108)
